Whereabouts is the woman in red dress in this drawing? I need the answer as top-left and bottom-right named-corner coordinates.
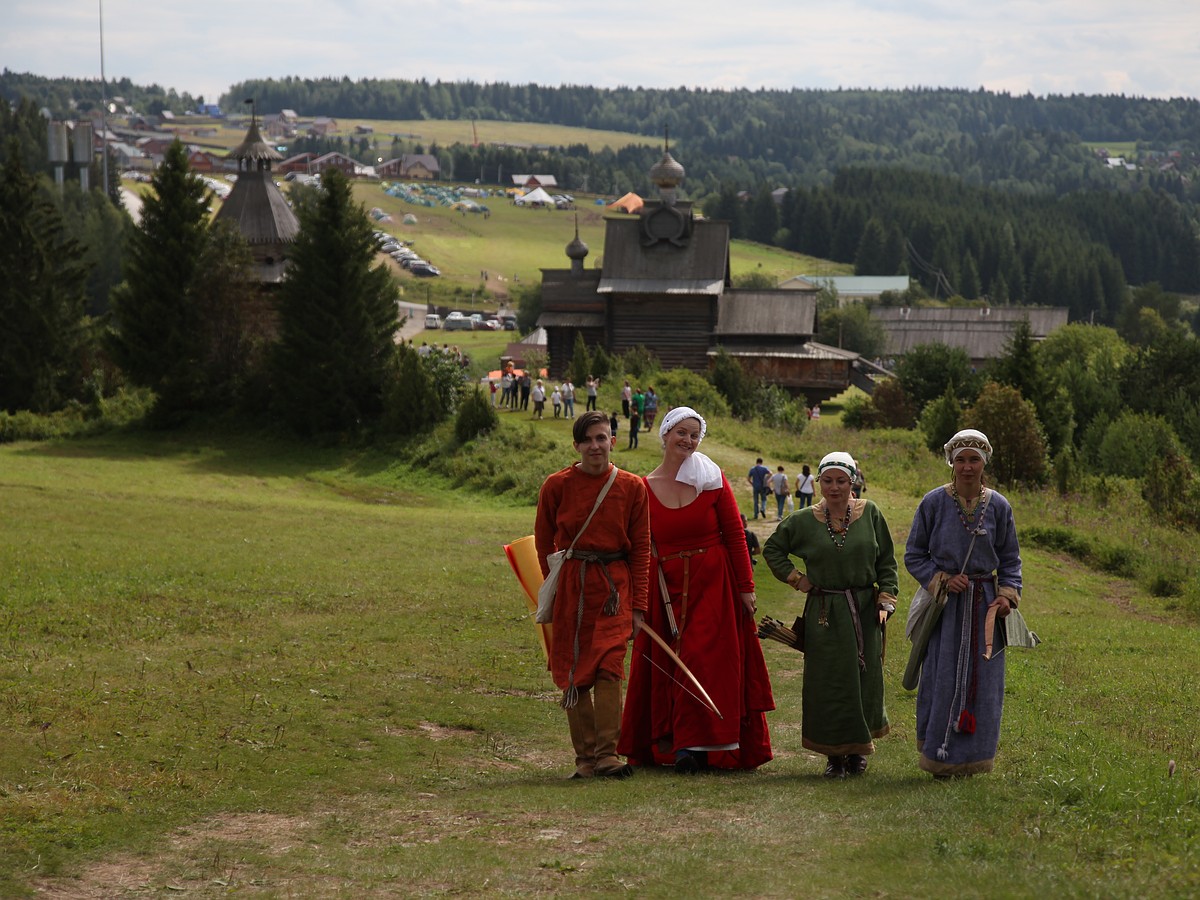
top-left (618, 406), bottom-right (775, 773)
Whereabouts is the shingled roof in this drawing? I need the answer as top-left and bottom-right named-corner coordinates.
top-left (597, 215), bottom-right (729, 295)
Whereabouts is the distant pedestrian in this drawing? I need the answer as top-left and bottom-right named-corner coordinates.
top-left (532, 379), bottom-right (546, 419)
top-left (551, 386), bottom-right (563, 418)
top-left (586, 376), bottom-right (600, 411)
top-left (795, 464), bottom-right (815, 508)
top-left (563, 380), bottom-right (576, 418)
top-left (520, 373), bottom-right (531, 410)
top-left (771, 466), bottom-right (790, 521)
top-left (747, 458), bottom-right (771, 520)
top-left (643, 387), bottom-right (659, 432)
top-left (622, 381), bottom-right (632, 418)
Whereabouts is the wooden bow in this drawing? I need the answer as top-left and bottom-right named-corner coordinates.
top-left (637, 619), bottom-right (723, 720)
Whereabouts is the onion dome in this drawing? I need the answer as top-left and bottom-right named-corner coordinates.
top-left (649, 149), bottom-right (685, 189)
top-left (566, 215), bottom-right (589, 260)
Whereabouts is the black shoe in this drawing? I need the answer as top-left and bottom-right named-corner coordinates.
top-left (823, 756), bottom-right (846, 779)
top-left (845, 754), bottom-right (868, 776)
top-left (675, 750), bottom-right (708, 775)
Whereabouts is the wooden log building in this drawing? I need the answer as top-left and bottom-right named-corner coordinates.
top-left (536, 146), bottom-right (861, 403)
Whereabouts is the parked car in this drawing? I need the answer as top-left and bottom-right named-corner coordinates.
top-left (411, 264), bottom-right (442, 278)
top-left (468, 313), bottom-right (485, 328)
top-left (443, 310), bottom-right (471, 328)
top-left (501, 315), bottom-right (518, 331)
top-left (424, 313), bottom-right (442, 330)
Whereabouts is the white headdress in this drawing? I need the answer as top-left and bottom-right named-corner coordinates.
top-left (658, 406), bottom-right (723, 491)
top-left (943, 429), bottom-right (992, 466)
top-left (817, 451), bottom-right (857, 479)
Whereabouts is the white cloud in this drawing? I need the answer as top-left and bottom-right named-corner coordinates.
top-left (2, 0), bottom-right (1197, 104)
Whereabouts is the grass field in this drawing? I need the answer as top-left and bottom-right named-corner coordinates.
top-left (168, 117), bottom-right (659, 156)
top-left (2, 405), bottom-right (1197, 898)
top-left (345, 180), bottom-right (844, 310)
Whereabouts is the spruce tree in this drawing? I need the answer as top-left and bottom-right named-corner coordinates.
top-left (108, 140), bottom-right (212, 417)
top-left (272, 167), bottom-right (399, 435)
top-left (0, 141), bottom-right (88, 413)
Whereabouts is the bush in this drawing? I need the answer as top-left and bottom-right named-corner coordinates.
top-left (1096, 410), bottom-right (1188, 479)
top-left (1021, 525), bottom-right (1138, 579)
top-left (454, 387), bottom-right (499, 444)
top-left (962, 382), bottom-right (1047, 485)
top-left (619, 345), bottom-right (661, 382)
top-left (590, 345), bottom-right (613, 380)
top-left (841, 393), bottom-right (881, 429)
top-left (918, 386), bottom-right (962, 452)
top-left (753, 383), bottom-right (808, 434)
top-left (870, 377), bottom-right (916, 429)
top-left (0, 388), bottom-right (153, 443)
top-left (653, 368), bottom-right (729, 420)
top-left (1141, 452), bottom-right (1200, 529)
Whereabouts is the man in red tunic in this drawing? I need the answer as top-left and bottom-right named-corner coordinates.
top-left (535, 410), bottom-right (651, 778)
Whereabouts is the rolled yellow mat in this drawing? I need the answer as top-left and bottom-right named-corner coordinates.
top-left (503, 535), bottom-right (552, 661)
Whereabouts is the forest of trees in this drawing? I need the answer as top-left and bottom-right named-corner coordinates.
top-left (8, 71), bottom-right (1200, 312)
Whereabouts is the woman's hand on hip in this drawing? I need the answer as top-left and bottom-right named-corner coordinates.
top-left (786, 569), bottom-right (811, 593)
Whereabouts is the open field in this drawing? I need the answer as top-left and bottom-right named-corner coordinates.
top-left (344, 181), bottom-right (843, 309)
top-left (2, 409), bottom-right (1197, 898)
top-left (165, 117), bottom-right (660, 156)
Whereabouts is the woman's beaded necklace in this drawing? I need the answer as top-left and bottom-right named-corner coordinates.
top-left (951, 483), bottom-right (985, 533)
top-left (823, 502), bottom-right (853, 550)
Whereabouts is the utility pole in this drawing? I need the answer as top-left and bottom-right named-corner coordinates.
top-left (98, 0), bottom-right (109, 198)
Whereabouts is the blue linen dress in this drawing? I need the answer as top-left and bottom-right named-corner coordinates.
top-left (904, 486), bottom-right (1022, 775)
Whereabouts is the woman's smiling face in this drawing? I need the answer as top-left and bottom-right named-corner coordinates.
top-left (664, 418), bottom-right (701, 456)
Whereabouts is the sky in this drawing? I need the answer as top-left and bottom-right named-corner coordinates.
top-left (5, 1), bottom-right (1200, 106)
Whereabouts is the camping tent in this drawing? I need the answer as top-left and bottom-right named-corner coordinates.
top-left (516, 186), bottom-right (554, 207)
top-left (607, 192), bottom-right (644, 214)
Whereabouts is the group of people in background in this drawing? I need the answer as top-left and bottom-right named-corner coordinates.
top-left (617, 382), bottom-right (660, 449)
top-left (748, 459), bottom-right (816, 522)
top-left (534, 405), bottom-right (1023, 782)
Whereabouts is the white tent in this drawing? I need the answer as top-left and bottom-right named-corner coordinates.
top-left (516, 186), bottom-right (554, 206)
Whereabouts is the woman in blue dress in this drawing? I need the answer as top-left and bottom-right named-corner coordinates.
top-left (904, 429), bottom-right (1022, 776)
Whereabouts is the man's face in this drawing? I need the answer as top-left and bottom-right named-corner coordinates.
top-left (575, 421), bottom-right (614, 473)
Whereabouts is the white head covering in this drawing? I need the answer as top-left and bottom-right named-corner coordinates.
top-left (817, 451), bottom-right (857, 479)
top-left (943, 429), bottom-right (992, 466)
top-left (658, 406), bottom-right (723, 492)
top-left (658, 406), bottom-right (707, 443)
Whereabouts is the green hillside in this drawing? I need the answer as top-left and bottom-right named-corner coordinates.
top-left (338, 180), bottom-right (845, 306)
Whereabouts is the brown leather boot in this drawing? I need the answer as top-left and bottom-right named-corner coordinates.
top-left (565, 689), bottom-right (596, 778)
top-left (592, 679), bottom-right (633, 777)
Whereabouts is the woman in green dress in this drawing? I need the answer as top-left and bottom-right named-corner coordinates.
top-left (762, 451), bottom-right (899, 778)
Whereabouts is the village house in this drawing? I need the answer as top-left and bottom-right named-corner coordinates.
top-left (308, 116), bottom-right (338, 137)
top-left (378, 154), bottom-right (440, 180)
top-left (310, 151), bottom-right (360, 177)
top-left (870, 305), bottom-right (1070, 368)
top-left (278, 152), bottom-right (317, 175)
top-left (512, 174), bottom-right (558, 189)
